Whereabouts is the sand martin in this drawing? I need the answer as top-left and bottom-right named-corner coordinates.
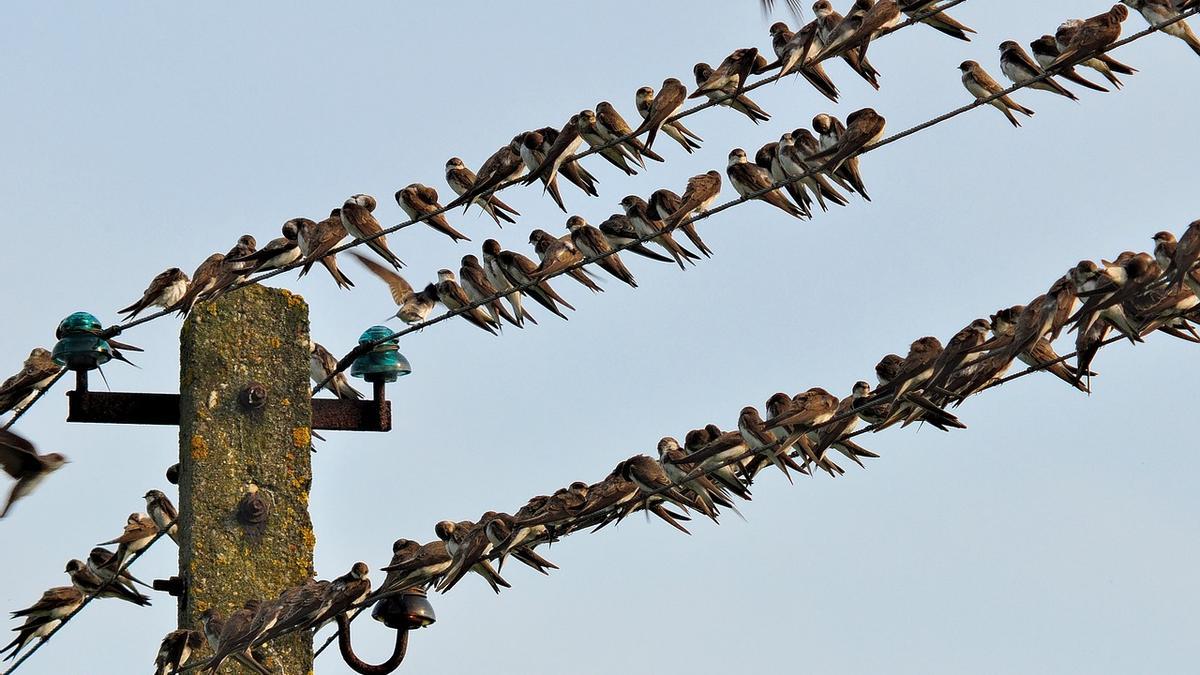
top-left (65, 558), bottom-right (151, 606)
top-left (342, 193), bottom-right (404, 269)
top-left (397, 183), bottom-right (471, 242)
top-left (692, 63), bottom-right (771, 123)
top-left (445, 157), bottom-right (519, 227)
top-left (810, 0), bottom-right (881, 88)
top-left (1053, 18), bottom-right (1138, 87)
top-left (727, 148), bottom-right (807, 219)
top-left (118, 268), bottom-right (190, 321)
top-left (999, 40), bottom-right (1079, 100)
top-left (350, 252), bottom-right (434, 325)
top-left (154, 629), bottom-right (204, 675)
top-left (652, 185), bottom-right (713, 257)
top-left (596, 101), bottom-right (664, 165)
top-left (310, 341), bottom-right (364, 400)
top-left (899, 0), bottom-right (976, 41)
top-left (636, 85), bottom-right (702, 153)
top-left (436, 269), bottom-right (500, 335)
top-left (0, 348), bottom-right (60, 417)
top-left (1029, 35), bottom-right (1112, 91)
top-left (1050, 5), bottom-right (1131, 70)
top-left (231, 221), bottom-right (302, 274)
top-left (297, 211), bottom-right (354, 289)
top-left (632, 79), bottom-right (691, 152)
top-left (620, 195), bottom-right (699, 269)
top-left (143, 489), bottom-right (178, 544)
top-left (0, 428), bottom-right (67, 518)
top-left (98, 512), bottom-right (158, 568)
top-left (461, 254), bottom-right (520, 328)
top-left (959, 60), bottom-right (1035, 127)
top-left (482, 239), bottom-right (540, 326)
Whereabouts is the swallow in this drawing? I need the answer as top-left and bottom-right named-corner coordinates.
top-left (495, 247), bottom-right (577, 319)
top-left (117, 268), bottom-right (190, 322)
top-left (396, 183), bottom-right (471, 242)
top-left (817, 0), bottom-right (901, 63)
top-left (738, 406), bottom-right (797, 483)
top-left (691, 63), bottom-right (772, 123)
top-left (768, 22), bottom-right (841, 102)
top-left (620, 195), bottom-right (700, 269)
top-left (309, 340), bottom-right (363, 401)
top-left (2, 588), bottom-right (83, 661)
top-left (1153, 230), bottom-right (1177, 270)
top-left (657, 437), bottom-right (739, 516)
top-left (517, 130), bottom-right (568, 213)
top-left (154, 629), bottom-right (204, 675)
top-left (596, 101), bottom-right (664, 165)
top-left (460, 254), bottom-right (520, 328)
top-left (999, 40), bottom-right (1079, 100)
top-left (880, 336), bottom-right (943, 406)
top-left (726, 148), bottom-right (807, 219)
top-left (529, 228), bottom-right (603, 293)
top-left (258, 579), bottom-right (332, 641)
top-left (1053, 18), bottom-right (1138, 87)
top-left (143, 489), bottom-right (178, 544)
top-left (521, 115), bottom-right (599, 198)
top-left (809, 107), bottom-right (886, 174)
top-left (98, 512), bottom-right (158, 568)
top-left (899, 0), bottom-right (976, 41)
top-left (591, 213), bottom-right (671, 265)
top-left (446, 157), bottom-right (519, 227)
top-left (86, 547), bottom-right (150, 593)
top-left (297, 211), bottom-right (354, 289)
top-left (456, 141), bottom-right (527, 208)
top-left (780, 131), bottom-right (852, 210)
top-left (231, 220), bottom-right (302, 273)
top-left (482, 512), bottom-right (558, 574)
top-left (959, 61), bottom-right (1035, 127)
top-left (691, 47), bottom-right (764, 100)
top-left (810, 391), bottom-right (879, 468)
top-left (0, 429), bottom-right (67, 519)
top-left (577, 110), bottom-right (639, 176)
top-left (312, 562), bottom-right (371, 630)
top-left (1021, 337), bottom-right (1091, 392)
top-left (811, 114), bottom-right (870, 199)
top-left (636, 85), bottom-right (702, 154)
top-left (1166, 220), bottom-right (1200, 290)
top-left (1030, 35), bottom-right (1112, 91)
top-left (527, 125), bottom-right (600, 198)
top-left (201, 604), bottom-right (275, 675)
top-left (348, 253), bottom-right (432, 325)
top-left (65, 558), bottom-right (151, 606)
top-left (662, 173), bottom-right (720, 258)
top-left (378, 539), bottom-right (454, 595)
top-left (482, 239), bottom-right (540, 326)
top-left (435, 520), bottom-right (510, 594)
top-left (649, 187), bottom-right (713, 258)
top-left (341, 194), bottom-right (404, 270)
top-left (809, 0), bottom-right (882, 88)
top-left (167, 252), bottom-right (225, 315)
top-left (1051, 5), bottom-right (1131, 70)
top-left (0, 348), bottom-right (60, 417)
top-left (621, 454), bottom-right (713, 523)
top-left (435, 269), bottom-right (499, 335)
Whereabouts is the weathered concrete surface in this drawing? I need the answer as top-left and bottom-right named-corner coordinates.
top-left (178, 285), bottom-right (315, 674)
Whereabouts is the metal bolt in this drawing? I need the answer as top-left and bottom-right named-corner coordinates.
top-left (239, 382), bottom-right (268, 410)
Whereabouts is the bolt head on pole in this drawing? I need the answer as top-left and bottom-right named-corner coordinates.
top-left (51, 311), bottom-right (113, 371)
top-left (372, 588), bottom-right (436, 630)
top-left (350, 326), bottom-right (412, 383)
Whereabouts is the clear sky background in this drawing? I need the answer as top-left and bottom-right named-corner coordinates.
top-left (2, 1), bottom-right (1198, 673)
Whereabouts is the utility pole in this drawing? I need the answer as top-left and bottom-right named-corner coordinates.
top-left (61, 283), bottom-right (400, 673)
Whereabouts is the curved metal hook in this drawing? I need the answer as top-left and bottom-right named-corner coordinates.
top-left (335, 612), bottom-right (410, 675)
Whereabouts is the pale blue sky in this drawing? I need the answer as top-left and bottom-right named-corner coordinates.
top-left (2, 1), bottom-right (1198, 673)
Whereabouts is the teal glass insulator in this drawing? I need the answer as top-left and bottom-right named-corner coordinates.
top-left (349, 326), bottom-right (411, 383)
top-left (52, 312), bottom-right (112, 371)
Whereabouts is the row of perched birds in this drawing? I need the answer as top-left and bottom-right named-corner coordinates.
top-left (198, 220), bottom-right (1200, 663)
top-left (958, 3), bottom-right (1200, 127)
top-left (2, 490), bottom-right (177, 662)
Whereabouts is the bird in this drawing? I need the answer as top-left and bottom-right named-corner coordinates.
top-left (691, 48), bottom-right (764, 98)
top-left (144, 489), bottom-right (179, 544)
top-left (998, 40), bottom-right (1079, 100)
top-left (959, 60), bottom-right (1035, 127)
top-left (770, 21), bottom-right (841, 102)
top-left (118, 268), bottom-right (190, 321)
top-left (86, 547), bottom-right (150, 593)
top-left (0, 429), bottom-right (67, 518)
top-left (229, 221), bottom-right (302, 274)
top-left (1051, 18), bottom-right (1138, 89)
top-left (577, 110), bottom-right (639, 176)
top-left (811, 113), bottom-right (870, 200)
top-left (154, 629), bottom-right (205, 675)
top-left (1124, 0), bottom-right (1200, 58)
top-left (1166, 220), bottom-right (1200, 290)
top-left (518, 130), bottom-right (569, 213)
top-left (651, 186), bottom-right (713, 258)
top-left (445, 157), bottom-right (519, 227)
top-left (2, 587), bottom-right (83, 661)
top-left (436, 269), bottom-right (501, 335)
top-left (899, 0), bottom-right (976, 41)
top-left (810, 0), bottom-right (882, 88)
top-left (65, 559), bottom-right (151, 606)
top-left (1050, 5), bottom-right (1131, 70)
top-left (738, 406), bottom-right (796, 483)
top-left (206, 235), bottom-right (258, 298)
top-left (481, 239), bottom-right (540, 327)
top-left (351, 252), bottom-right (436, 325)
top-left (596, 214), bottom-right (675, 264)
top-left (664, 171), bottom-right (723, 242)
top-left (692, 62), bottom-right (771, 123)
top-left (816, 0), bottom-right (901, 63)
top-left (461, 254), bottom-right (521, 328)
top-left (809, 107), bottom-right (885, 173)
top-left (632, 79), bottom-right (691, 152)
top-left (520, 116), bottom-right (599, 199)
top-left (378, 539), bottom-right (454, 595)
top-left (495, 247), bottom-right (576, 320)
top-left (200, 605), bottom-right (275, 675)
top-left (342, 194), bottom-right (405, 269)
top-left (396, 183), bottom-right (471, 242)
top-left (635, 84), bottom-right (702, 153)
top-left (1029, 35), bottom-right (1112, 92)
top-left (97, 512), bottom-right (158, 568)
top-left (620, 195), bottom-right (699, 269)
top-left (596, 101), bottom-right (664, 165)
top-left (0, 348), bottom-right (61, 417)
top-left (566, 216), bottom-right (637, 288)
top-left (297, 211), bottom-right (354, 290)
top-left (529, 228), bottom-right (604, 293)
top-left (435, 520), bottom-right (510, 594)
top-left (726, 148), bottom-right (807, 219)
top-left (310, 341), bottom-right (364, 401)
top-left (168, 252), bottom-right (225, 315)
top-left (455, 141), bottom-right (527, 208)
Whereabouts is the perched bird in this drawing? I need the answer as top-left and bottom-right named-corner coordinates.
top-left (810, 0), bottom-right (882, 89)
top-left (154, 629), bottom-right (204, 675)
top-left (768, 21), bottom-right (841, 102)
top-left (230, 221), bottom-right (302, 274)
top-left (738, 406), bottom-right (797, 483)
top-left (529, 228), bottom-right (603, 293)
top-left (3, 587), bottom-right (83, 661)
top-left (118, 268), bottom-right (190, 321)
top-left (816, 0), bottom-right (901, 63)
top-left (596, 101), bottom-right (664, 165)
top-left (650, 186), bottom-right (713, 257)
top-left (578, 110), bottom-right (639, 176)
top-left (200, 605), bottom-right (274, 675)
top-left (309, 340), bottom-right (364, 401)
top-left (692, 63), bottom-right (771, 123)
top-left (999, 40), bottom-right (1079, 100)
top-left (144, 490), bottom-right (179, 544)
top-left (566, 216), bottom-right (637, 288)
top-left (0, 348), bottom-right (60, 417)
top-left (1050, 5), bottom-right (1131, 70)
top-left (899, 0), bottom-right (976, 41)
top-left (692, 47), bottom-right (763, 99)
top-left (378, 539), bottom-right (453, 595)
top-left (664, 172), bottom-right (722, 246)
top-left (97, 512), bottom-right (158, 569)
top-left (436, 269), bottom-right (499, 335)
top-left (313, 562), bottom-right (371, 629)
top-left (65, 559), bottom-right (151, 606)
top-left (811, 113), bottom-right (870, 200)
top-left (959, 60), bottom-right (1035, 127)
top-left (482, 239), bottom-right (541, 326)
top-left (396, 184), bottom-right (471, 242)
top-left (809, 107), bottom-right (885, 172)
top-left (0, 429), bottom-right (67, 518)
top-left (597, 214), bottom-right (675, 264)
top-left (620, 195), bottom-right (699, 269)
top-left (635, 84), bottom-right (702, 153)
top-left (727, 148), bottom-right (807, 219)
top-left (435, 520), bottom-right (509, 594)
top-left (456, 141), bottom-right (527, 207)
top-left (351, 252), bottom-right (436, 325)
top-left (169, 253), bottom-right (225, 315)
top-left (518, 130), bottom-right (569, 213)
top-left (343, 194), bottom-right (405, 270)
top-left (461, 254), bottom-right (521, 328)
top-left (495, 247), bottom-right (577, 320)
top-left (1166, 220), bottom-right (1200, 290)
top-left (1052, 18), bottom-right (1137, 88)
top-left (86, 547), bottom-right (150, 593)
top-left (445, 157), bottom-right (519, 227)
top-left (297, 211), bottom-right (354, 290)
top-left (520, 116), bottom-right (598, 199)
top-left (207, 235), bottom-right (258, 298)
top-left (1029, 35), bottom-right (1112, 91)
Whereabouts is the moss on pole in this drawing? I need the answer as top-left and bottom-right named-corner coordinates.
top-left (178, 285), bottom-right (315, 674)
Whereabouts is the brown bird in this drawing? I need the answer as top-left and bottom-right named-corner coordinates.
top-left (343, 194), bottom-right (405, 269)
top-left (436, 269), bottom-right (499, 335)
top-left (1050, 5), bottom-right (1131, 70)
top-left (297, 211), bottom-right (354, 289)
top-left (1, 429), bottom-right (68, 518)
top-left (959, 60), bottom-right (1035, 128)
top-left (692, 63), bottom-right (772, 123)
top-left (566, 216), bottom-right (637, 288)
top-left (635, 84), bottom-right (702, 153)
top-left (632, 78), bottom-right (690, 151)
top-left (665, 171), bottom-right (723, 242)
top-left (396, 184), bottom-right (470, 243)
top-left (0, 348), bottom-right (60, 417)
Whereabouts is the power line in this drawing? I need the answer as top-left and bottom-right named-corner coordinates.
top-left (1, 518), bottom-right (177, 675)
top-left (0, 370), bottom-right (67, 432)
top-left (312, 5), bottom-right (1200, 394)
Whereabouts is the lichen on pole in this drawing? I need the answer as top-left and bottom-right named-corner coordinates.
top-left (177, 285), bottom-right (315, 673)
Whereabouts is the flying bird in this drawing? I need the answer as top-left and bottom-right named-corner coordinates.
top-left (0, 428), bottom-right (67, 518)
top-left (351, 252), bottom-right (436, 325)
